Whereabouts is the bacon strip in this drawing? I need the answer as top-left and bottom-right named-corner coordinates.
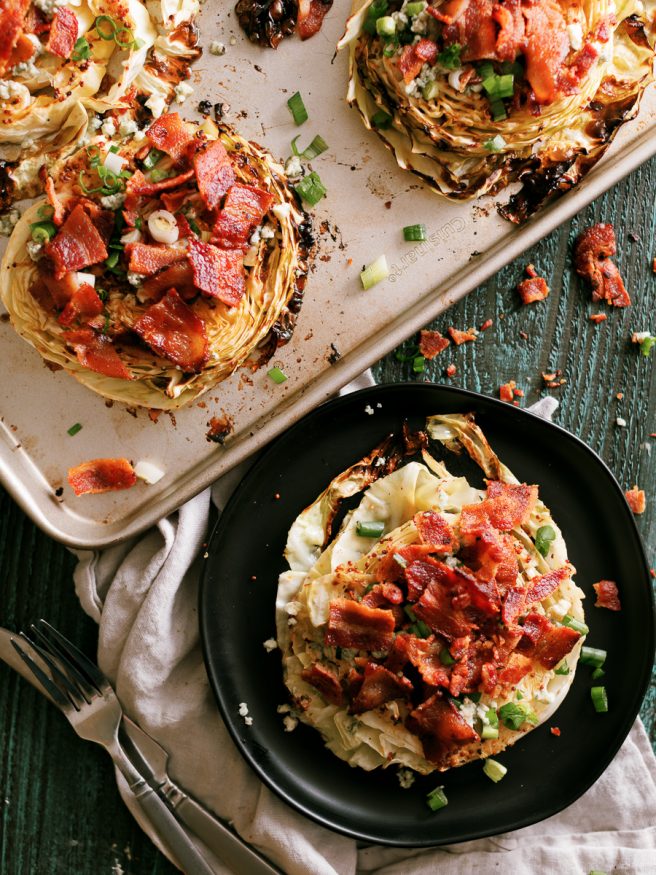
top-left (187, 238), bottom-right (245, 306)
top-left (525, 566), bottom-right (570, 605)
top-left (485, 481), bottom-right (538, 530)
top-left (133, 288), bottom-right (208, 372)
top-left (193, 140), bottom-right (236, 211)
top-left (64, 329), bottom-right (132, 380)
top-left (419, 330), bottom-right (450, 360)
top-left (501, 586), bottom-right (525, 626)
top-left (374, 544), bottom-right (435, 584)
top-left (518, 611), bottom-right (580, 669)
top-left (387, 634), bottom-right (451, 688)
top-left (212, 184), bottom-right (274, 249)
top-left (140, 261), bottom-right (197, 303)
top-left (8, 31), bottom-right (35, 67)
top-left (517, 276), bottom-right (549, 304)
top-left (414, 511), bottom-right (458, 553)
top-left (126, 168), bottom-right (195, 201)
top-left (45, 205), bottom-right (108, 280)
top-left (397, 38), bottom-right (439, 83)
top-left (58, 283), bottom-right (103, 327)
top-left (350, 663), bottom-right (413, 713)
top-left (45, 7), bottom-right (78, 59)
top-left (407, 694), bottom-right (478, 765)
top-left (297, 0), bottom-right (333, 40)
top-left (0, 0), bottom-right (30, 77)
top-left (146, 113), bottom-right (195, 162)
top-left (301, 663), bottom-right (343, 705)
top-left (126, 243), bottom-right (185, 277)
top-left (522, 1), bottom-right (569, 104)
top-left (325, 598), bottom-right (395, 651)
top-left (593, 580), bottom-right (621, 612)
top-left (68, 458), bottom-right (137, 497)
top-left (574, 224), bottom-right (630, 308)
top-left (45, 178), bottom-right (66, 227)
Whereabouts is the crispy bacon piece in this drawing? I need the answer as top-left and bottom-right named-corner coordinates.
top-left (388, 634), bottom-right (451, 688)
top-left (448, 326), bottom-right (477, 345)
top-left (485, 481), bottom-right (538, 530)
top-left (493, 0), bottom-right (524, 62)
top-left (193, 140), bottom-right (236, 211)
top-left (126, 243), bottom-right (185, 277)
top-left (212, 183), bottom-right (275, 249)
top-left (187, 238), bottom-right (245, 306)
top-left (64, 329), bottom-right (132, 380)
top-left (146, 113), bottom-right (195, 162)
top-left (8, 31), bottom-right (35, 67)
top-left (558, 42), bottom-right (599, 94)
top-left (502, 586), bottom-right (525, 626)
top-left (126, 168), bottom-right (195, 201)
top-left (459, 503), bottom-right (519, 585)
top-left (625, 485), bottom-right (646, 515)
top-left (517, 276), bottom-right (549, 304)
top-left (45, 7), bottom-right (78, 58)
top-left (68, 458), bottom-right (137, 497)
top-left (374, 544), bottom-right (435, 584)
top-left (140, 261), bottom-right (197, 303)
top-left (297, 0), bottom-right (332, 40)
top-left (361, 582), bottom-right (403, 609)
top-left (350, 662), bottom-right (413, 713)
top-left (522, 0), bottom-right (569, 104)
top-left (38, 265), bottom-right (79, 308)
top-left (574, 224), bottom-right (630, 308)
top-left (419, 330), bottom-right (450, 360)
top-left (497, 653), bottom-right (532, 686)
top-left (593, 580), bottom-right (621, 612)
top-left (440, 0), bottom-right (497, 60)
top-left (413, 575), bottom-right (474, 642)
top-left (0, 0), bottom-right (30, 77)
top-left (45, 205), bottom-right (108, 280)
top-left (301, 663), bottom-right (343, 705)
top-left (407, 694), bottom-right (478, 765)
top-left (58, 283), bottom-right (103, 327)
top-left (414, 511), bottom-right (458, 553)
top-left (397, 38), bottom-right (438, 83)
top-left (45, 177), bottom-right (66, 227)
top-left (589, 313), bottom-right (607, 324)
top-left (518, 611), bottom-right (580, 669)
top-left (325, 598), bottom-right (395, 651)
top-left (525, 566), bottom-right (570, 605)
top-left (405, 557), bottom-right (444, 602)
top-left (499, 380), bottom-right (515, 402)
top-left (427, 0), bottom-right (469, 25)
top-left (133, 289), bottom-right (208, 372)
top-left (161, 188), bottom-right (193, 214)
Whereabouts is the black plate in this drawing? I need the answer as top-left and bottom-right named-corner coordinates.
top-left (199, 384), bottom-right (655, 847)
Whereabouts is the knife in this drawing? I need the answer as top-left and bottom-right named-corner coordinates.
top-left (0, 627), bottom-right (281, 875)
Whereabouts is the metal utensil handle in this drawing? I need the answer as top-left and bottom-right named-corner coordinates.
top-left (114, 745), bottom-right (217, 875)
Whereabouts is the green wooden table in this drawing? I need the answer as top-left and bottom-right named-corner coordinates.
top-left (1, 163), bottom-right (654, 873)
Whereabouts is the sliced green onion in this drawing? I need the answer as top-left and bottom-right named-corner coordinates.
top-left (554, 661), bottom-right (569, 676)
top-left (592, 667), bottom-right (605, 680)
top-left (67, 423), bottom-right (82, 437)
top-left (422, 80), bottom-right (440, 101)
top-left (591, 686), bottom-right (608, 713)
top-left (403, 224), bottom-right (427, 242)
top-left (412, 355), bottom-right (426, 374)
top-left (360, 254), bottom-right (389, 290)
top-left (483, 758), bottom-right (507, 783)
top-left (95, 15), bottom-right (118, 39)
top-left (562, 614), bottom-right (589, 636)
top-left (105, 251), bottom-right (120, 269)
top-left (414, 619), bottom-right (431, 638)
top-left (437, 43), bottom-right (462, 70)
top-left (580, 646), bottom-right (607, 668)
top-left (515, 690), bottom-right (523, 699)
top-left (467, 692), bottom-right (482, 703)
top-left (478, 61), bottom-right (495, 80)
top-left (363, 0), bottom-right (389, 35)
top-left (588, 871), bottom-right (608, 875)
top-left (37, 204), bottom-right (54, 220)
top-left (85, 144), bottom-right (101, 167)
top-left (371, 109), bottom-right (392, 129)
top-left (72, 37), bottom-right (91, 61)
top-left (356, 520), bottom-right (385, 538)
top-left (426, 786), bottom-right (448, 811)
top-left (484, 135), bottom-right (506, 153)
top-left (30, 220), bottom-right (56, 244)
top-left (294, 171), bottom-right (327, 206)
top-left (405, 0), bottom-right (426, 15)
top-left (149, 167), bottom-right (172, 184)
top-left (535, 525), bottom-right (556, 557)
top-left (498, 702), bottom-right (538, 730)
top-left (267, 366), bottom-right (288, 384)
top-left (376, 15), bottom-right (396, 35)
top-left (394, 344), bottom-right (419, 362)
top-left (78, 171), bottom-right (104, 195)
top-left (489, 99), bottom-right (507, 121)
top-left (481, 708), bottom-right (499, 739)
top-left (187, 217), bottom-right (201, 235)
top-left (382, 40), bottom-right (399, 58)
top-left (404, 605), bottom-right (417, 623)
top-left (483, 73), bottom-right (514, 99)
top-left (287, 91), bottom-right (308, 126)
top-left (439, 648), bottom-right (455, 666)
top-left (392, 552), bottom-right (408, 568)
top-left (142, 147), bottom-right (164, 170)
top-left (291, 134), bottom-right (329, 160)
top-left (639, 335), bottom-right (656, 357)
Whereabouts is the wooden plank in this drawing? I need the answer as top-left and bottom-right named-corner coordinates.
top-left (1, 158), bottom-right (654, 869)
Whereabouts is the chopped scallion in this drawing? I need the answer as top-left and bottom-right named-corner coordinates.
top-left (554, 661), bottom-right (569, 676)
top-left (484, 135), bottom-right (506, 153)
top-left (412, 355), bottom-right (426, 374)
top-left (535, 524), bottom-right (556, 557)
top-left (580, 646), bottom-right (607, 668)
top-left (149, 167), bottom-right (172, 184)
top-left (562, 614), bottom-right (589, 636)
top-left (426, 786), bottom-right (448, 811)
top-left (437, 43), bottom-right (461, 70)
top-left (291, 134), bottom-right (329, 160)
top-left (639, 335), bottom-right (656, 357)
top-left (363, 0), bottom-right (389, 35)
top-left (483, 758), bottom-right (507, 783)
top-left (394, 344), bottom-right (419, 362)
top-left (30, 220), bottom-right (56, 244)
top-left (498, 702), bottom-right (538, 730)
top-left (72, 37), bottom-right (91, 61)
top-left (294, 171), bottom-right (327, 206)
top-left (405, 1), bottom-right (426, 15)
top-left (360, 254), bottom-right (389, 290)
top-left (489, 99), bottom-right (507, 121)
top-left (375, 15), bottom-right (396, 36)
top-left (592, 667), bottom-right (605, 680)
top-left (415, 619), bottom-right (431, 638)
top-left (142, 148), bottom-right (164, 170)
top-left (67, 423), bottom-right (83, 436)
top-left (371, 109), bottom-right (392, 129)
top-left (403, 223), bottom-right (427, 242)
top-left (105, 251), bottom-right (120, 269)
top-left (483, 73), bottom-right (514, 99)
top-left (356, 520), bottom-right (385, 538)
top-left (481, 723), bottom-right (499, 740)
top-left (267, 366), bottom-right (288, 385)
top-left (393, 552), bottom-right (408, 568)
top-left (287, 91), bottom-right (308, 126)
top-left (590, 686), bottom-right (608, 713)
top-left (515, 690), bottom-right (524, 700)
top-left (439, 648), bottom-right (455, 666)
top-left (422, 80), bottom-right (440, 101)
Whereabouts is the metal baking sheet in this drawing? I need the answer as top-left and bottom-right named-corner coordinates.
top-left (2, 2), bottom-right (656, 549)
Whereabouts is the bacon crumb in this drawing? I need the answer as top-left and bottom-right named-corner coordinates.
top-left (589, 313), bottom-right (607, 324)
top-left (480, 319), bottom-right (494, 331)
top-left (652, 256), bottom-right (656, 273)
top-left (525, 264), bottom-right (538, 278)
top-left (593, 580), bottom-right (621, 612)
top-left (68, 458), bottom-right (137, 496)
top-left (445, 363), bottom-right (457, 377)
top-left (519, 330), bottom-right (529, 340)
top-left (419, 330), bottom-right (450, 360)
top-left (574, 223), bottom-right (630, 308)
top-left (542, 370), bottom-right (566, 388)
top-left (616, 392), bottom-right (623, 400)
top-left (550, 727), bottom-right (561, 737)
top-left (517, 275), bottom-right (549, 304)
top-left (499, 380), bottom-right (516, 402)
top-left (513, 388), bottom-right (524, 398)
top-left (625, 485), bottom-right (646, 514)
top-left (448, 327), bottom-right (477, 345)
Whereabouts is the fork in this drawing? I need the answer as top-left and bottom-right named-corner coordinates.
top-left (12, 620), bottom-right (217, 875)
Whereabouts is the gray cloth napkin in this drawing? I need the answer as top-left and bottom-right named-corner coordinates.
top-left (73, 377), bottom-right (656, 875)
